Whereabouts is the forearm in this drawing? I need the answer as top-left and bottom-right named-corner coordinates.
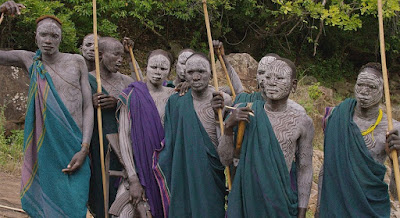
top-left (315, 164), bottom-right (324, 217)
top-left (217, 134), bottom-right (235, 166)
top-left (0, 50), bottom-right (32, 71)
top-left (224, 56), bottom-right (244, 95)
top-left (82, 98), bottom-right (94, 144)
top-left (297, 161), bottom-right (313, 208)
top-left (119, 106), bottom-right (138, 179)
top-left (128, 59), bottom-right (143, 81)
top-left (390, 165), bottom-right (399, 200)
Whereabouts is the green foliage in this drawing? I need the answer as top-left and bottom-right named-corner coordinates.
top-left (1, 0), bottom-right (400, 85)
top-left (308, 82), bottom-right (322, 100)
top-left (0, 107), bottom-right (24, 172)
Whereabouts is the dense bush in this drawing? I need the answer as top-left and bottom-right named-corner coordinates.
top-left (1, 0), bottom-right (400, 85)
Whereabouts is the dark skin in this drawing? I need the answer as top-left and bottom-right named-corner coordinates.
top-left (92, 93), bottom-right (118, 109)
top-left (62, 146), bottom-right (89, 174)
top-left (386, 129), bottom-right (400, 156)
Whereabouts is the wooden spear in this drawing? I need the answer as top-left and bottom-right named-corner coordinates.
top-left (0, 13), bottom-right (4, 25)
top-left (202, 0), bottom-right (232, 189)
top-left (92, 0), bottom-right (109, 217)
top-left (217, 49), bottom-right (236, 99)
top-left (377, 0), bottom-right (400, 200)
top-left (202, 0), bottom-right (223, 133)
top-left (129, 46), bottom-right (141, 81)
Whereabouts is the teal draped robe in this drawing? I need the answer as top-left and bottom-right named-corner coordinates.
top-left (154, 90), bottom-right (226, 218)
top-left (227, 100), bottom-right (298, 218)
top-left (320, 98), bottom-right (390, 217)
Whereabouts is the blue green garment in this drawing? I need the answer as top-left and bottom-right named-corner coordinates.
top-left (154, 90), bottom-right (226, 218)
top-left (320, 98), bottom-right (389, 217)
top-left (233, 92), bottom-right (263, 105)
top-left (21, 50), bottom-right (90, 217)
top-left (87, 74), bottom-right (123, 218)
top-left (227, 100), bottom-right (298, 218)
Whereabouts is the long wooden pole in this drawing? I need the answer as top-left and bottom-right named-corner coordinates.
top-left (0, 13), bottom-right (4, 25)
top-left (129, 47), bottom-right (141, 81)
top-left (202, 0), bottom-right (223, 133)
top-left (92, 0), bottom-right (109, 217)
top-left (202, 0), bottom-right (231, 190)
top-left (377, 0), bottom-right (400, 200)
top-left (217, 51), bottom-right (236, 99)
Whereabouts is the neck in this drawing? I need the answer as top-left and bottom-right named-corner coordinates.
top-left (192, 88), bottom-right (211, 101)
top-left (264, 97), bottom-right (288, 112)
top-left (42, 51), bottom-right (61, 64)
top-left (86, 59), bottom-right (96, 72)
top-left (99, 63), bottom-right (113, 79)
top-left (146, 81), bottom-right (163, 92)
top-left (354, 102), bottom-right (380, 120)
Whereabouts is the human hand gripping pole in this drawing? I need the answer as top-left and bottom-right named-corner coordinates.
top-left (92, 0), bottom-right (109, 217)
top-left (377, 0), bottom-right (400, 201)
top-left (202, 0), bottom-right (230, 190)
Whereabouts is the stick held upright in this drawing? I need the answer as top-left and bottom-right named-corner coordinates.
top-left (92, 0), bottom-right (109, 217)
top-left (377, 0), bottom-right (400, 201)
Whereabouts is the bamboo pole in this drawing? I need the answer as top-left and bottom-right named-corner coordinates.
top-left (0, 13), bottom-right (4, 25)
top-left (202, 0), bottom-right (231, 189)
top-left (129, 47), bottom-right (141, 81)
top-left (202, 0), bottom-right (223, 133)
top-left (377, 0), bottom-right (400, 201)
top-left (0, 204), bottom-right (26, 214)
top-left (217, 50), bottom-right (236, 99)
top-left (234, 122), bottom-right (246, 156)
top-left (92, 0), bottom-right (109, 217)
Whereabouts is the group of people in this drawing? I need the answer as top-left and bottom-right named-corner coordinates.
top-left (1, 1), bottom-right (400, 218)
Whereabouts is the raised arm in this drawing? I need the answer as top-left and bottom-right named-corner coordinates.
top-left (296, 116), bottom-right (314, 217)
top-left (0, 50), bottom-right (34, 72)
top-left (123, 37), bottom-right (143, 81)
top-left (213, 40), bottom-right (244, 95)
top-left (0, 2), bottom-right (33, 72)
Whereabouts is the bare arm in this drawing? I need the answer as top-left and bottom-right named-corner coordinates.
top-left (128, 59), bottom-right (144, 81)
top-left (78, 55), bottom-right (94, 145)
top-left (296, 116), bottom-right (314, 209)
top-left (389, 122), bottom-right (400, 200)
top-left (118, 105), bottom-right (138, 180)
top-left (0, 50), bottom-right (34, 72)
top-left (217, 135), bottom-right (235, 166)
top-left (223, 55), bottom-right (244, 95)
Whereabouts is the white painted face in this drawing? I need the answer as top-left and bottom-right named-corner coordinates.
top-left (260, 60), bottom-right (293, 100)
top-left (146, 54), bottom-right (171, 86)
top-left (81, 34), bottom-right (96, 61)
top-left (185, 55), bottom-right (211, 93)
top-left (257, 56), bottom-right (278, 89)
top-left (36, 19), bottom-right (62, 55)
top-left (355, 68), bottom-right (383, 108)
top-left (176, 51), bottom-right (193, 80)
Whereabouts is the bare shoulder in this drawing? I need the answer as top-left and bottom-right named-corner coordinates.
top-left (117, 73), bottom-right (134, 87)
top-left (287, 98), bottom-right (306, 113)
top-left (164, 86), bottom-right (176, 96)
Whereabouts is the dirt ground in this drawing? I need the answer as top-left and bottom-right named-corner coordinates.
top-left (0, 172), bottom-right (27, 218)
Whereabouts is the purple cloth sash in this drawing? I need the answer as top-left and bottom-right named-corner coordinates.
top-left (121, 81), bottom-right (164, 218)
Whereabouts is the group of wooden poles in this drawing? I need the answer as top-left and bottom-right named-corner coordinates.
top-left (0, 0), bottom-right (398, 216)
